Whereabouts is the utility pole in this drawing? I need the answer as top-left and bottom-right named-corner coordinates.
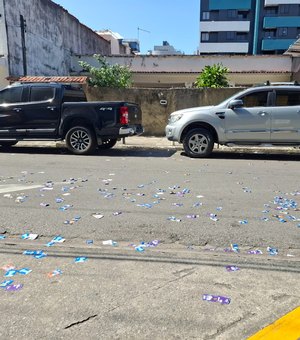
top-left (20, 15), bottom-right (27, 76)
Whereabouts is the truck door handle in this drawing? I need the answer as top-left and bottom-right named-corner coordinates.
top-left (13, 108), bottom-right (22, 112)
top-left (258, 111), bottom-right (267, 116)
top-left (47, 106), bottom-right (56, 111)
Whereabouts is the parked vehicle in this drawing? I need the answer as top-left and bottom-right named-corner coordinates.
top-left (165, 83), bottom-right (300, 157)
top-left (0, 83), bottom-right (143, 154)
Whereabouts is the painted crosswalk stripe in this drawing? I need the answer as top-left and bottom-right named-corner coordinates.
top-left (248, 306), bottom-right (300, 339)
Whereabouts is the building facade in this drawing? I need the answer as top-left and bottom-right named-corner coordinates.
top-left (199, 0), bottom-right (300, 55)
top-left (0, 0), bottom-right (110, 88)
top-left (148, 41), bottom-right (183, 55)
top-left (96, 30), bottom-right (140, 55)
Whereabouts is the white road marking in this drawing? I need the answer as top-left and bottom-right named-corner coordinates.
top-left (0, 184), bottom-right (43, 194)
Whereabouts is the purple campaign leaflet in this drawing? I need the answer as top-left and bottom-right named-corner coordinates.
top-left (5, 284), bottom-right (23, 291)
top-left (202, 294), bottom-right (231, 305)
top-left (226, 265), bottom-right (240, 272)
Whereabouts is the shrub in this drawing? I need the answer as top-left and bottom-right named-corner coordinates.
top-left (195, 63), bottom-right (229, 88)
top-left (79, 54), bottom-right (132, 88)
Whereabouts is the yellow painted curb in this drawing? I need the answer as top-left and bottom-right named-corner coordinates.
top-left (248, 306), bottom-right (300, 340)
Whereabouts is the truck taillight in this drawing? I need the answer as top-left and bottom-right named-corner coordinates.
top-left (120, 106), bottom-right (129, 125)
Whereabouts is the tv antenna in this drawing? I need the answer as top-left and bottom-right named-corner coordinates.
top-left (137, 27), bottom-right (150, 40)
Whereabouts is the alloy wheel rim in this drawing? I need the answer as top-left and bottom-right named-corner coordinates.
top-left (188, 134), bottom-right (208, 154)
top-left (70, 130), bottom-right (90, 151)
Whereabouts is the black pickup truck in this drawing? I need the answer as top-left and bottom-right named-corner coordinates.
top-left (0, 83), bottom-right (143, 154)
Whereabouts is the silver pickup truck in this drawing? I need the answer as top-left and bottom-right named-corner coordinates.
top-left (165, 83), bottom-right (300, 157)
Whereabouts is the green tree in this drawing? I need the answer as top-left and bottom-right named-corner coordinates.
top-left (79, 54), bottom-right (132, 88)
top-left (195, 63), bottom-right (229, 88)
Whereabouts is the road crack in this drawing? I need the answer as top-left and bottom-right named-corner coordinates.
top-left (203, 312), bottom-right (255, 339)
top-left (64, 314), bottom-right (98, 330)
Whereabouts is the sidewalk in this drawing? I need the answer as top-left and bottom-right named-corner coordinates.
top-left (13, 136), bottom-right (300, 154)
top-left (10, 136), bottom-right (180, 150)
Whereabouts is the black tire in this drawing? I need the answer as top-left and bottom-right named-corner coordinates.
top-left (0, 141), bottom-right (18, 148)
top-left (183, 128), bottom-right (214, 158)
top-left (98, 138), bottom-right (117, 150)
top-left (65, 126), bottom-right (96, 155)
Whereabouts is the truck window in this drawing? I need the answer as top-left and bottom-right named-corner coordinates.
top-left (0, 87), bottom-right (23, 104)
top-left (239, 91), bottom-right (269, 107)
top-left (62, 89), bottom-right (86, 102)
top-left (275, 90), bottom-right (300, 106)
top-left (30, 87), bottom-right (55, 102)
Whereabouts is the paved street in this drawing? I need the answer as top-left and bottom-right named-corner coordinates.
top-left (0, 140), bottom-right (300, 339)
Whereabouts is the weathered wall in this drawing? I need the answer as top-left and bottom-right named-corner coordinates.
top-left (84, 86), bottom-right (242, 136)
top-left (292, 57), bottom-right (300, 81)
top-left (75, 55), bottom-right (293, 73)
top-left (0, 57), bottom-right (9, 89)
top-left (73, 54), bottom-right (293, 87)
top-left (0, 0), bottom-right (9, 88)
top-left (2, 0), bottom-right (110, 77)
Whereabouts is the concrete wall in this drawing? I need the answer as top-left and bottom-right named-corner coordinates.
top-left (128, 71), bottom-right (291, 88)
top-left (292, 57), bottom-right (300, 81)
top-left (0, 57), bottom-right (9, 89)
top-left (0, 0), bottom-right (9, 88)
top-left (0, 0), bottom-right (110, 84)
top-left (73, 54), bottom-right (293, 87)
top-left (84, 86), bottom-right (242, 136)
top-left (73, 55), bottom-right (292, 73)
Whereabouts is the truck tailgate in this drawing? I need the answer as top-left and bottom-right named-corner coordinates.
top-left (126, 102), bottom-right (142, 125)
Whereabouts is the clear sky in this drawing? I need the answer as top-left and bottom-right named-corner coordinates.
top-left (52, 0), bottom-right (200, 55)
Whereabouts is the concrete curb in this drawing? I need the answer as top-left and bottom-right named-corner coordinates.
top-left (8, 137), bottom-right (300, 154)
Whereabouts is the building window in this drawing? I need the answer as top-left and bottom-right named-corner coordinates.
top-left (202, 11), bottom-right (210, 20)
top-left (278, 27), bottom-right (288, 36)
top-left (201, 32), bottom-right (209, 41)
top-left (236, 32), bottom-right (247, 41)
top-left (265, 7), bottom-right (277, 15)
top-left (226, 31), bottom-right (235, 40)
top-left (280, 4), bottom-right (289, 14)
top-left (237, 11), bottom-right (248, 19)
top-left (264, 30), bottom-right (275, 38)
top-left (228, 9), bottom-right (237, 18)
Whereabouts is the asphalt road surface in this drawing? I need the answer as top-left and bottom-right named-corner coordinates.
top-left (0, 144), bottom-right (300, 339)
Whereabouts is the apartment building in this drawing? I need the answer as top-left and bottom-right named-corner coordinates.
top-left (199, 0), bottom-right (300, 55)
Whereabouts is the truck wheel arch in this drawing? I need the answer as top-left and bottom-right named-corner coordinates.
top-left (62, 118), bottom-right (96, 138)
top-left (180, 123), bottom-right (218, 144)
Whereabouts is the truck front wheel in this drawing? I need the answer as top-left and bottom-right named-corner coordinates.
top-left (65, 126), bottom-right (96, 155)
top-left (183, 128), bottom-right (214, 158)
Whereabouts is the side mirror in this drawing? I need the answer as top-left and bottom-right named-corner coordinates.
top-left (228, 99), bottom-right (243, 109)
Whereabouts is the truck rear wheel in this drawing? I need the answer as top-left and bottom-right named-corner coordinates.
top-left (0, 141), bottom-right (18, 148)
top-left (65, 126), bottom-right (96, 155)
top-left (98, 138), bottom-right (117, 150)
top-left (183, 128), bottom-right (214, 158)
